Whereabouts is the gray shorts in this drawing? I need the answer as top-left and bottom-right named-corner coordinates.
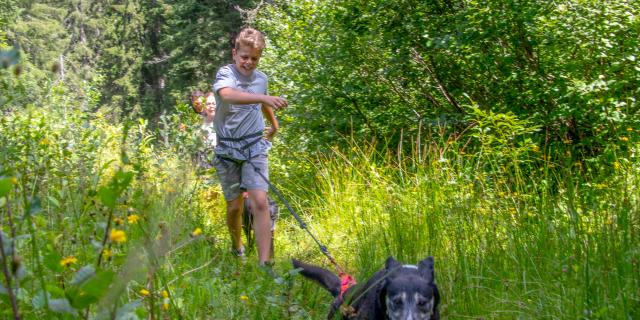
top-left (213, 154), bottom-right (269, 201)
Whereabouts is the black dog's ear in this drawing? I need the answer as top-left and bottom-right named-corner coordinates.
top-left (417, 256), bottom-right (435, 284)
top-left (385, 256), bottom-right (401, 271)
top-left (292, 259), bottom-right (342, 297)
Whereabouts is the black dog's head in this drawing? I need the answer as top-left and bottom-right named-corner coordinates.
top-left (292, 256), bottom-right (439, 320)
top-left (382, 257), bottom-right (439, 320)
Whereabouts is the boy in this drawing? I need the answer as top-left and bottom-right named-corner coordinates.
top-left (212, 27), bottom-right (287, 267)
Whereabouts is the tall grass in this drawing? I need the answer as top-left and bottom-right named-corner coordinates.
top-left (281, 136), bottom-right (639, 319)
top-left (1, 101), bottom-right (638, 319)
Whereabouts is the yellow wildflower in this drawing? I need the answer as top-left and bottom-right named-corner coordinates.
top-left (60, 256), bottom-right (77, 267)
top-left (39, 137), bottom-right (50, 145)
top-left (110, 229), bottom-right (127, 244)
top-left (240, 295), bottom-right (249, 301)
top-left (627, 127), bottom-right (633, 132)
top-left (191, 227), bottom-right (203, 237)
top-left (162, 303), bottom-right (170, 310)
top-left (102, 249), bottom-right (112, 258)
top-left (10, 177), bottom-right (18, 184)
top-left (614, 162), bottom-right (621, 170)
top-left (140, 289), bottom-right (150, 296)
top-left (127, 214), bottom-right (140, 224)
top-left (531, 145), bottom-right (540, 153)
top-left (161, 290), bottom-right (169, 298)
top-left (620, 136), bottom-right (629, 142)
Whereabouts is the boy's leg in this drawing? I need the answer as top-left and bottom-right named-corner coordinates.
top-left (226, 195), bottom-right (244, 253)
top-left (247, 190), bottom-right (271, 264)
top-left (241, 154), bottom-right (272, 265)
top-left (213, 156), bottom-right (245, 254)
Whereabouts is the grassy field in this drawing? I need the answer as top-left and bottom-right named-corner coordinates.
top-left (1, 105), bottom-right (638, 319)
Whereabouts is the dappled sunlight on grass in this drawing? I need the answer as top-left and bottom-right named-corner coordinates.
top-left (1, 104), bottom-right (638, 319)
top-left (279, 138), bottom-right (640, 319)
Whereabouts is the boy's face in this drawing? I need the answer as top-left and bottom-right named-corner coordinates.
top-left (232, 45), bottom-right (262, 77)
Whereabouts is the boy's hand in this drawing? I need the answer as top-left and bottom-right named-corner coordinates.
top-left (262, 95), bottom-right (288, 110)
top-left (265, 126), bottom-right (278, 141)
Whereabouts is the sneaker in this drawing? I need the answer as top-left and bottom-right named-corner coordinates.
top-left (232, 246), bottom-right (246, 259)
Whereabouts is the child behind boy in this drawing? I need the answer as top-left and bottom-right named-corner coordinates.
top-left (212, 27), bottom-right (287, 267)
top-left (191, 91), bottom-right (217, 169)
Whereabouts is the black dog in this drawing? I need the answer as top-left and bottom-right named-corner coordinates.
top-left (292, 256), bottom-right (440, 320)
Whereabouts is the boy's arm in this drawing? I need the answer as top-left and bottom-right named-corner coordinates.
top-left (262, 104), bottom-right (279, 141)
top-left (217, 87), bottom-right (288, 110)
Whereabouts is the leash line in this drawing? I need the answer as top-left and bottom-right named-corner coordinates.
top-left (213, 133), bottom-right (350, 275)
top-left (247, 160), bottom-right (347, 275)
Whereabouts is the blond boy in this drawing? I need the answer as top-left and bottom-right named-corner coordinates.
top-left (212, 27), bottom-right (287, 266)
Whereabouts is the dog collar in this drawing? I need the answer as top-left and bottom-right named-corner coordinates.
top-left (339, 272), bottom-right (357, 299)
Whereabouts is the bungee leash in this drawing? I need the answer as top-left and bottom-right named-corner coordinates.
top-left (215, 133), bottom-right (356, 287)
top-left (246, 159), bottom-right (349, 275)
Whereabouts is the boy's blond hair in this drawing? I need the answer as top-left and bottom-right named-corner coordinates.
top-left (234, 27), bottom-right (266, 50)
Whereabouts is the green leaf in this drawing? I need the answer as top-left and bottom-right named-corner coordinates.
top-left (68, 269), bottom-right (115, 308)
top-left (46, 285), bottom-right (65, 298)
top-left (81, 269), bottom-right (114, 298)
top-left (66, 286), bottom-right (94, 309)
top-left (32, 290), bottom-right (49, 309)
top-left (98, 185), bottom-right (117, 209)
top-left (115, 300), bottom-right (142, 320)
top-left (49, 298), bottom-right (78, 315)
top-left (113, 171), bottom-right (134, 190)
top-left (98, 170), bottom-right (134, 208)
top-left (43, 250), bottom-right (62, 272)
top-left (71, 265), bottom-right (96, 285)
top-left (0, 177), bottom-right (13, 197)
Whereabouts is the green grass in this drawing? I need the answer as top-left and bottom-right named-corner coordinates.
top-left (263, 139), bottom-right (639, 319)
top-left (1, 106), bottom-right (638, 319)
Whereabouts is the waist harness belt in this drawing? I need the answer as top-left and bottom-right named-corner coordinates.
top-left (217, 130), bottom-right (263, 152)
top-left (215, 130), bottom-right (265, 165)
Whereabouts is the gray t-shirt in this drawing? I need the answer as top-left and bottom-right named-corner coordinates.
top-left (212, 64), bottom-right (271, 160)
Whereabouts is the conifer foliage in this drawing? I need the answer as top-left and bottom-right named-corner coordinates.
top-left (3, 0), bottom-right (256, 118)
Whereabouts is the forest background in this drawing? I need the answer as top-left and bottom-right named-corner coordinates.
top-left (1, 0), bottom-right (639, 319)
